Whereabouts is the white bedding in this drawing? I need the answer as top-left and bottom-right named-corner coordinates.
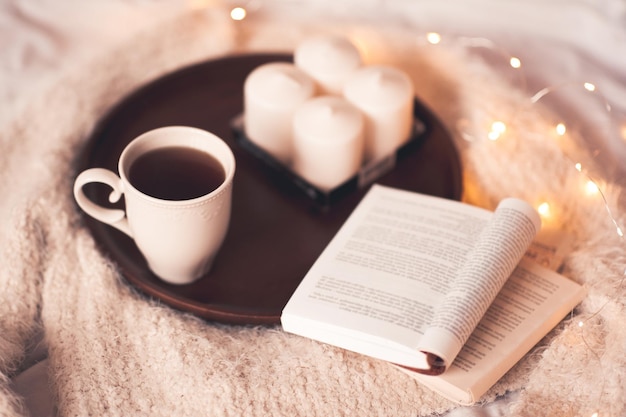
top-left (2, 1), bottom-right (625, 416)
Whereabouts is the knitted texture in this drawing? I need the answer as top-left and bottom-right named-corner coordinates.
top-left (1, 7), bottom-right (625, 417)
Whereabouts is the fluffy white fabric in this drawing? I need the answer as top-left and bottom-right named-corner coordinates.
top-left (1, 3), bottom-right (625, 417)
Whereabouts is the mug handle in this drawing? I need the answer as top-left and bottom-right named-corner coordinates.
top-left (73, 168), bottom-right (132, 237)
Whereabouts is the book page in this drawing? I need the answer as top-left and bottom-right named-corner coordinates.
top-left (525, 227), bottom-right (574, 270)
top-left (404, 258), bottom-right (586, 405)
top-left (417, 199), bottom-right (541, 372)
top-left (281, 185), bottom-right (534, 370)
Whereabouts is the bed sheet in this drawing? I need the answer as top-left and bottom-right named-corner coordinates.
top-left (2, 1), bottom-right (625, 416)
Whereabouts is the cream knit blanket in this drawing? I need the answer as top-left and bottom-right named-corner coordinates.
top-left (1, 6), bottom-right (625, 417)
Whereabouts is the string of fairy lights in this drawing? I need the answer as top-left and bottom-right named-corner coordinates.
top-left (421, 34), bottom-right (625, 247)
top-left (201, 2), bottom-right (625, 415)
top-left (425, 29), bottom-right (626, 417)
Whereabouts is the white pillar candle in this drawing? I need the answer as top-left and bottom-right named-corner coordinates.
top-left (294, 35), bottom-right (362, 95)
top-left (292, 96), bottom-right (364, 190)
top-left (343, 65), bottom-right (414, 162)
top-left (244, 62), bottom-right (316, 164)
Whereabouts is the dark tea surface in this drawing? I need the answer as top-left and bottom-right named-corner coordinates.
top-left (129, 146), bottom-right (225, 200)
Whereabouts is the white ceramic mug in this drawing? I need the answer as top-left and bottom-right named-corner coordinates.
top-left (73, 126), bottom-right (236, 285)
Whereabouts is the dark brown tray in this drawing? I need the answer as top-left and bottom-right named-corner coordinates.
top-left (77, 53), bottom-right (463, 325)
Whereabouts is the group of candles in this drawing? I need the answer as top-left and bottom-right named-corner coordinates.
top-left (243, 35), bottom-right (415, 190)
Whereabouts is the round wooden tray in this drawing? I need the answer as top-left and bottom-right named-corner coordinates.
top-left (77, 53), bottom-right (463, 325)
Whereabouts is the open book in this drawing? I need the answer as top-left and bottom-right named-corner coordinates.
top-left (281, 184), bottom-right (586, 405)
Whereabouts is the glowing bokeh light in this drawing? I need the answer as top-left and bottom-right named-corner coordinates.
top-left (426, 32), bottom-right (442, 45)
top-left (230, 7), bottom-right (247, 20)
top-left (509, 57), bottom-right (521, 69)
top-left (537, 202), bottom-right (551, 218)
top-left (585, 181), bottom-right (599, 195)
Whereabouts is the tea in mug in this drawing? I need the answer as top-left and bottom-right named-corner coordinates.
top-left (129, 146), bottom-right (225, 201)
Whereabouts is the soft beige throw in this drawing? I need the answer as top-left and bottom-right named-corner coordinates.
top-left (1, 6), bottom-right (625, 417)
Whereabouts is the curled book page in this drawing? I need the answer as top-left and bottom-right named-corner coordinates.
top-left (418, 198), bottom-right (541, 374)
top-left (415, 198), bottom-right (541, 374)
top-left (397, 352), bottom-right (447, 376)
